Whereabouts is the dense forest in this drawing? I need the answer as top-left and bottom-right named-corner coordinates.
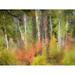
top-left (0, 10), bottom-right (75, 65)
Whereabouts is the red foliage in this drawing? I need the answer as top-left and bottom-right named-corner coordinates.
top-left (16, 49), bottom-right (27, 62)
top-left (16, 41), bottom-right (43, 64)
top-left (16, 45), bottom-right (36, 64)
top-left (27, 44), bottom-right (37, 63)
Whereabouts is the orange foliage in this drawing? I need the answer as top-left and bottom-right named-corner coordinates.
top-left (16, 41), bottom-right (43, 64)
top-left (16, 45), bottom-right (36, 64)
top-left (16, 49), bottom-right (27, 62)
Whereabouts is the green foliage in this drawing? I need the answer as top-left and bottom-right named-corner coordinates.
top-left (31, 55), bottom-right (47, 65)
top-left (63, 50), bottom-right (75, 65)
top-left (0, 10), bottom-right (75, 65)
top-left (26, 17), bottom-right (33, 43)
top-left (32, 46), bottom-right (47, 65)
top-left (0, 36), bottom-right (4, 49)
top-left (49, 35), bottom-right (59, 57)
top-left (0, 50), bottom-right (17, 65)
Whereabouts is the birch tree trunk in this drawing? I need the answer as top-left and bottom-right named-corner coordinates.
top-left (35, 10), bottom-right (40, 42)
top-left (14, 17), bottom-right (25, 49)
top-left (3, 15), bottom-right (9, 50)
top-left (4, 32), bottom-right (9, 49)
top-left (58, 17), bottom-right (62, 49)
top-left (23, 14), bottom-right (27, 49)
top-left (35, 10), bottom-right (43, 55)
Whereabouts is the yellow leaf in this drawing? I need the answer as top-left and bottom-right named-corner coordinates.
top-left (50, 35), bottom-right (57, 48)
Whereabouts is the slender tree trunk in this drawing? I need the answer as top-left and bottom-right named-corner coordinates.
top-left (35, 10), bottom-right (43, 55)
top-left (58, 17), bottom-right (62, 49)
top-left (14, 17), bottom-right (25, 49)
top-left (23, 14), bottom-right (27, 49)
top-left (3, 15), bottom-right (9, 50)
top-left (42, 11), bottom-right (50, 62)
top-left (43, 15), bottom-right (49, 46)
top-left (50, 15), bottom-right (53, 40)
top-left (17, 19), bottom-right (24, 41)
top-left (4, 31), bottom-right (9, 49)
top-left (35, 10), bottom-right (40, 42)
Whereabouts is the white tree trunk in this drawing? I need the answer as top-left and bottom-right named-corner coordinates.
top-left (14, 17), bottom-right (25, 49)
top-left (35, 10), bottom-right (40, 42)
top-left (3, 15), bottom-right (9, 50)
top-left (14, 17), bottom-right (24, 41)
top-left (18, 20), bottom-right (24, 41)
top-left (4, 33), bottom-right (9, 49)
top-left (23, 14), bottom-right (27, 48)
top-left (58, 18), bottom-right (62, 49)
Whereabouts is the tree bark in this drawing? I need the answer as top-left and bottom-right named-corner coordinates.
top-left (23, 14), bottom-right (27, 49)
top-left (58, 17), bottom-right (62, 49)
top-left (3, 14), bottom-right (9, 50)
top-left (35, 10), bottom-right (40, 42)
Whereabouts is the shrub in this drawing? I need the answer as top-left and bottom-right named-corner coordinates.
top-left (0, 49), bottom-right (17, 65)
top-left (62, 49), bottom-right (75, 65)
top-left (31, 55), bottom-right (47, 65)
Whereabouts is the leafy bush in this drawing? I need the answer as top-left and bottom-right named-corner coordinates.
top-left (63, 50), bottom-right (75, 65)
top-left (0, 49), bottom-right (17, 65)
top-left (31, 55), bottom-right (47, 65)
top-left (31, 46), bottom-right (47, 65)
top-left (49, 35), bottom-right (61, 58)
